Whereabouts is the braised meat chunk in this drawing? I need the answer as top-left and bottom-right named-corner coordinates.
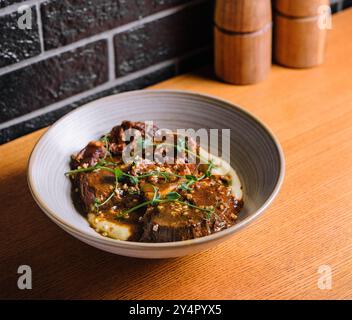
top-left (109, 120), bottom-right (157, 156)
top-left (141, 177), bottom-right (242, 242)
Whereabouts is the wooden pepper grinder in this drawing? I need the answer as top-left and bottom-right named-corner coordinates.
top-left (214, 0), bottom-right (272, 85)
top-left (274, 0), bottom-right (330, 68)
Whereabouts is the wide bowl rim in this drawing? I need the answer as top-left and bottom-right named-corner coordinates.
top-left (27, 89), bottom-right (285, 250)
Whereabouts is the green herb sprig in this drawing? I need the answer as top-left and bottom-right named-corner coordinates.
top-left (178, 160), bottom-right (215, 191)
top-left (66, 161), bottom-right (210, 185)
top-left (119, 190), bottom-right (215, 221)
top-left (135, 137), bottom-right (210, 164)
top-left (93, 167), bottom-right (122, 210)
top-left (66, 161), bottom-right (138, 185)
top-left (99, 134), bottom-right (112, 159)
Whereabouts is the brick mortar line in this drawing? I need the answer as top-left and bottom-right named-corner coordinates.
top-left (107, 35), bottom-right (116, 81)
top-left (35, 3), bottom-right (44, 53)
top-left (0, 0), bottom-right (208, 76)
top-left (0, 46), bottom-right (211, 131)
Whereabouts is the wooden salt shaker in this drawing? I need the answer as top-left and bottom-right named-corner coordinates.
top-left (274, 0), bottom-right (330, 68)
top-left (214, 0), bottom-right (272, 85)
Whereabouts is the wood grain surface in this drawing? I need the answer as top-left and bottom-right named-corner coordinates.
top-left (215, 0), bottom-right (272, 32)
top-left (215, 23), bottom-right (272, 84)
top-left (274, 0), bottom-right (330, 18)
top-left (274, 13), bottom-right (327, 68)
top-left (1, 9), bottom-right (352, 300)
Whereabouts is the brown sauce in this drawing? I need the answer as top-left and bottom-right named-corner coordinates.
top-left (67, 121), bottom-right (243, 242)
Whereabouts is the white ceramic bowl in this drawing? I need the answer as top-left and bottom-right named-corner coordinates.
top-left (28, 90), bottom-right (285, 258)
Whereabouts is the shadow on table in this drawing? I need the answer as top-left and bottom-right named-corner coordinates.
top-left (0, 169), bottom-right (199, 299)
top-left (189, 65), bottom-right (217, 82)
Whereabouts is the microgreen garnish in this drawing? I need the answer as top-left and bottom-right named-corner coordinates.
top-left (162, 142), bottom-right (207, 163)
top-left (205, 161), bottom-right (215, 177)
top-left (131, 176), bottom-right (140, 185)
top-left (178, 180), bottom-right (195, 192)
top-left (166, 191), bottom-right (182, 200)
top-left (175, 200), bottom-right (215, 216)
top-left (94, 198), bottom-right (101, 208)
top-left (134, 137), bottom-right (209, 164)
top-left (66, 162), bottom-right (140, 185)
top-left (94, 192), bottom-right (115, 210)
top-left (100, 134), bottom-right (112, 159)
top-left (151, 185), bottom-right (160, 205)
top-left (119, 190), bottom-right (214, 221)
top-left (204, 206), bottom-right (216, 221)
top-left (65, 163), bottom-right (115, 176)
top-left (66, 164), bottom-right (184, 184)
top-left (92, 166), bottom-right (123, 210)
top-left (116, 185), bottom-right (159, 218)
top-left (178, 170), bottom-right (207, 192)
top-left (114, 168), bottom-right (124, 180)
top-left (120, 200), bottom-right (152, 216)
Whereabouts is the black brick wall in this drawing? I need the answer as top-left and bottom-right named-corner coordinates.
top-left (0, 6), bottom-right (40, 67)
top-left (114, 1), bottom-right (212, 77)
top-left (0, 65), bottom-right (176, 143)
top-left (0, 0), bottom-right (351, 144)
top-left (41, 0), bottom-right (190, 49)
top-left (0, 40), bottom-right (108, 122)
